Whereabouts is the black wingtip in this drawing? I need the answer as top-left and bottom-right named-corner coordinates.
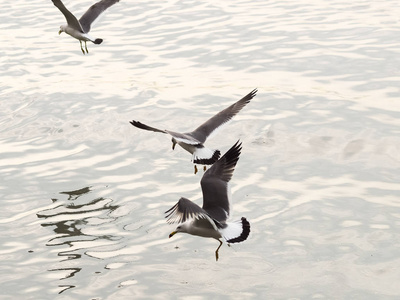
top-left (128, 120), bottom-right (167, 134)
top-left (226, 217), bottom-right (250, 243)
top-left (129, 120), bottom-right (144, 129)
top-left (204, 140), bottom-right (241, 183)
top-left (245, 88), bottom-right (258, 102)
top-left (223, 139), bottom-right (242, 165)
top-left (94, 38), bottom-right (103, 44)
top-left (231, 89), bottom-right (258, 113)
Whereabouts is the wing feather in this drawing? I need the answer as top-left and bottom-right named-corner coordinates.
top-left (165, 197), bottom-right (209, 224)
top-left (200, 140), bottom-right (242, 221)
top-left (130, 120), bottom-right (201, 145)
top-left (52, 0), bottom-right (84, 32)
top-left (79, 0), bottom-right (120, 33)
top-left (191, 89), bottom-right (257, 143)
top-left (130, 120), bottom-right (167, 134)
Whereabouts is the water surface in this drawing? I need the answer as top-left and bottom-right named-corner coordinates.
top-left (1, 0), bottom-right (400, 299)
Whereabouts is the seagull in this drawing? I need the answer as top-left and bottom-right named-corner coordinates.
top-left (165, 140), bottom-right (250, 261)
top-left (129, 89), bottom-right (257, 173)
top-left (51, 0), bottom-right (120, 54)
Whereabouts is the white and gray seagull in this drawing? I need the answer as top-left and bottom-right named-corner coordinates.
top-left (51, 0), bottom-right (120, 54)
top-left (130, 89), bottom-right (257, 173)
top-left (165, 140), bottom-right (250, 261)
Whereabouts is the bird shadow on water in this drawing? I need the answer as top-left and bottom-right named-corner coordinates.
top-left (36, 186), bottom-right (120, 295)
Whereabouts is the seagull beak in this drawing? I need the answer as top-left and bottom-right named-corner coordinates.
top-left (58, 30), bottom-right (62, 35)
top-left (169, 231), bottom-right (177, 238)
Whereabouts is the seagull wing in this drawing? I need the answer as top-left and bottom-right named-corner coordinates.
top-left (166, 131), bottom-right (201, 145)
top-left (165, 197), bottom-right (210, 224)
top-left (191, 89), bottom-right (257, 143)
top-left (52, 0), bottom-right (84, 32)
top-left (130, 120), bottom-right (168, 134)
top-left (79, 0), bottom-right (120, 33)
top-left (200, 140), bottom-right (242, 222)
top-left (130, 120), bottom-right (202, 148)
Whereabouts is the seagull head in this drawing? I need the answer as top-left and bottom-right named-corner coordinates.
top-left (58, 25), bottom-right (66, 35)
top-left (171, 138), bottom-right (177, 150)
top-left (169, 224), bottom-right (189, 238)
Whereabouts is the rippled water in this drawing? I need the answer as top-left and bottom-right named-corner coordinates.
top-left (1, 0), bottom-right (400, 299)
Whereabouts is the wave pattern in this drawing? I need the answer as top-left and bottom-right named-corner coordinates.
top-left (0, 0), bottom-right (400, 299)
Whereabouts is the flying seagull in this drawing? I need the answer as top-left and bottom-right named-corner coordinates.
top-left (165, 140), bottom-right (250, 261)
top-left (51, 0), bottom-right (120, 54)
top-left (129, 88), bottom-right (257, 173)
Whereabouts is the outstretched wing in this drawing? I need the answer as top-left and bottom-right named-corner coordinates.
top-left (191, 89), bottom-right (257, 143)
top-left (165, 197), bottom-right (210, 224)
top-left (130, 120), bottom-right (168, 134)
top-left (200, 140), bottom-right (242, 221)
top-left (130, 120), bottom-right (201, 145)
top-left (52, 0), bottom-right (84, 32)
top-left (79, 0), bottom-right (120, 33)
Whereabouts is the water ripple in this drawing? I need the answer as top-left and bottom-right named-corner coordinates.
top-left (1, 0), bottom-right (400, 298)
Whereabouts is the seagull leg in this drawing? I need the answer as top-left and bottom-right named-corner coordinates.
top-left (194, 165), bottom-right (198, 174)
top-left (79, 41), bottom-right (85, 54)
top-left (215, 240), bottom-right (223, 261)
top-left (85, 41), bottom-right (89, 54)
top-left (203, 166), bottom-right (207, 171)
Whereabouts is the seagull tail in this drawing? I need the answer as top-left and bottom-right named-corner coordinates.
top-left (193, 148), bottom-right (221, 165)
top-left (221, 217), bottom-right (250, 244)
top-left (93, 38), bottom-right (103, 44)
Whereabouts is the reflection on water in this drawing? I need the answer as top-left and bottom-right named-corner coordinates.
top-left (37, 186), bottom-right (120, 294)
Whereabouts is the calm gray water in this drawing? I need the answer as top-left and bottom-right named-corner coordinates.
top-left (1, 0), bottom-right (400, 299)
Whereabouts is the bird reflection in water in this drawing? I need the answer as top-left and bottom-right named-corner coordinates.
top-left (37, 186), bottom-right (120, 294)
